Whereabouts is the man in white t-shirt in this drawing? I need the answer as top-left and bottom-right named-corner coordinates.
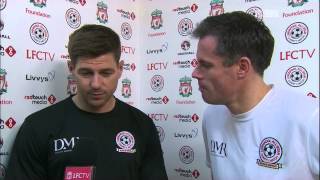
top-left (192, 11), bottom-right (319, 180)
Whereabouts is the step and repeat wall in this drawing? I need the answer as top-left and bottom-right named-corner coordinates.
top-left (0, 0), bottom-right (318, 179)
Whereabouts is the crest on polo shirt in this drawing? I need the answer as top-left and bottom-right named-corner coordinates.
top-left (256, 137), bottom-right (283, 169)
top-left (116, 131), bottom-right (136, 153)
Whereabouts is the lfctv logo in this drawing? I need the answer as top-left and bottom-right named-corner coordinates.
top-left (280, 48), bottom-right (315, 61)
top-left (24, 94), bottom-right (56, 105)
top-left (147, 62), bottom-right (168, 71)
top-left (148, 113), bottom-right (168, 121)
top-left (26, 49), bottom-right (55, 61)
top-left (121, 45), bottom-right (135, 55)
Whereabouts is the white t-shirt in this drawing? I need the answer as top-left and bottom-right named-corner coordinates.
top-left (203, 86), bottom-right (319, 180)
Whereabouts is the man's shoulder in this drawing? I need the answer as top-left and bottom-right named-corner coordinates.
top-left (117, 99), bottom-right (150, 118)
top-left (273, 87), bottom-right (318, 110)
top-left (25, 97), bottom-right (72, 124)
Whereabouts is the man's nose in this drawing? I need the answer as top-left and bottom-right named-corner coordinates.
top-left (192, 68), bottom-right (201, 79)
top-left (90, 74), bottom-right (102, 88)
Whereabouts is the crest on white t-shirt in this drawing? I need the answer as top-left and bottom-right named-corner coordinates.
top-left (256, 137), bottom-right (283, 169)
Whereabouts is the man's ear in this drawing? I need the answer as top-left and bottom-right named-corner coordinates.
top-left (119, 60), bottom-right (124, 72)
top-left (236, 57), bottom-right (251, 79)
top-left (67, 61), bottom-right (75, 73)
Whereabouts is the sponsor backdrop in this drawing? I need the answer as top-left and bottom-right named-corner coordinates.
top-left (0, 0), bottom-right (318, 179)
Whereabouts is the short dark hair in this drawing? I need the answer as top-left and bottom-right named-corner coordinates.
top-left (68, 24), bottom-right (121, 64)
top-left (193, 11), bottom-right (274, 76)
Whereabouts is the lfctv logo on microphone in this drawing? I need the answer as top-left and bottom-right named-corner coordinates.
top-left (65, 166), bottom-right (95, 180)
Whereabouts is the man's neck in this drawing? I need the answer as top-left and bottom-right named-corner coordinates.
top-left (72, 95), bottom-right (116, 113)
top-left (227, 78), bottom-right (271, 115)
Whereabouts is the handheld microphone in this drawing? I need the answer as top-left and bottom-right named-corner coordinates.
top-left (63, 137), bottom-right (98, 180)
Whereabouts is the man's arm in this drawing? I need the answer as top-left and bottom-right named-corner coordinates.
top-left (307, 107), bottom-right (319, 179)
top-left (5, 118), bottom-right (47, 180)
top-left (140, 119), bottom-right (168, 180)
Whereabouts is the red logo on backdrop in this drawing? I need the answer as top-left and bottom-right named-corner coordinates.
top-left (1, 117), bottom-right (16, 129)
top-left (97, 1), bottom-right (108, 24)
top-left (79, 0), bottom-right (86, 6)
top-left (307, 92), bottom-right (317, 98)
top-left (48, 95), bottom-right (56, 104)
top-left (121, 78), bottom-right (132, 98)
top-left (64, 166), bottom-right (94, 180)
top-left (209, 0), bottom-right (224, 16)
top-left (151, 9), bottom-right (163, 30)
top-left (191, 59), bottom-right (198, 67)
top-left (5, 46), bottom-right (16, 57)
top-left (192, 114), bottom-right (199, 122)
top-left (5, 117), bottom-right (16, 129)
top-left (179, 76), bottom-right (192, 97)
top-left (130, 63), bottom-right (136, 71)
top-left (162, 96), bottom-right (169, 104)
top-left (191, 4), bottom-right (198, 12)
top-left (192, 169), bottom-right (200, 178)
